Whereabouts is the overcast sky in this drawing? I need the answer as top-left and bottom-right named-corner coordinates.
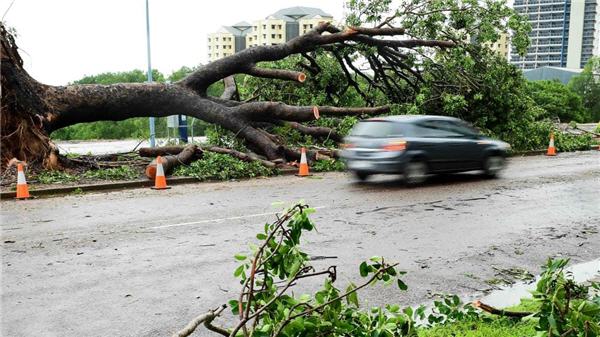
top-left (2, 0), bottom-right (346, 85)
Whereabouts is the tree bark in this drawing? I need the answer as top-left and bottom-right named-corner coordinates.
top-left (139, 146), bottom-right (202, 158)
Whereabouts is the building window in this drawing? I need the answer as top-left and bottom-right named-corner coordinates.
top-left (277, 25), bottom-right (282, 29)
top-left (253, 26), bottom-right (257, 30)
top-left (215, 37), bottom-right (219, 41)
top-left (271, 34), bottom-right (276, 38)
top-left (208, 38), bottom-right (211, 42)
top-left (278, 34), bottom-right (282, 39)
top-left (208, 46), bottom-right (211, 50)
top-left (262, 25), bottom-right (266, 30)
top-left (263, 34), bottom-right (266, 39)
top-left (271, 24), bottom-right (275, 29)
top-left (309, 24), bottom-right (313, 28)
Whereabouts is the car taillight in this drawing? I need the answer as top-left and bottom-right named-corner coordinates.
top-left (382, 140), bottom-right (407, 151)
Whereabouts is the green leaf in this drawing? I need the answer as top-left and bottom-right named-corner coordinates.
top-left (397, 279), bottom-right (408, 291)
top-left (233, 265), bottom-right (245, 278)
top-left (229, 299), bottom-right (239, 315)
top-left (359, 262), bottom-right (369, 277)
top-left (346, 283), bottom-right (359, 307)
top-left (234, 253), bottom-right (247, 261)
top-left (256, 233), bottom-right (267, 240)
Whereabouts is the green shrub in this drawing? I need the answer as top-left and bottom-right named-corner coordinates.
top-left (36, 170), bottom-right (78, 184)
top-left (205, 125), bottom-right (247, 151)
top-left (312, 159), bottom-right (346, 172)
top-left (554, 132), bottom-right (593, 152)
top-left (500, 120), bottom-right (593, 152)
top-left (82, 166), bottom-right (139, 180)
top-left (418, 318), bottom-right (536, 337)
top-left (174, 152), bottom-right (275, 181)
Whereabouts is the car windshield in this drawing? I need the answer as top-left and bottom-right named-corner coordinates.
top-left (350, 121), bottom-right (406, 138)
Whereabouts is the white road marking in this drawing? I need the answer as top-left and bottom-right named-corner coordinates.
top-left (150, 206), bottom-right (329, 229)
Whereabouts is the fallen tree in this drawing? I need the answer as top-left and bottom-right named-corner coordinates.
top-left (1, 21), bottom-right (455, 170)
top-left (2, 0), bottom-right (531, 171)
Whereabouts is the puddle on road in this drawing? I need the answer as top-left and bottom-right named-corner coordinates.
top-left (482, 258), bottom-right (600, 308)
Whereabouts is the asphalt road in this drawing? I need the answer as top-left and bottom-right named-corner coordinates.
top-left (2, 151), bottom-right (599, 337)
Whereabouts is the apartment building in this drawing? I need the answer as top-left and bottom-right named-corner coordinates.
top-left (485, 33), bottom-right (510, 58)
top-left (207, 22), bottom-right (252, 62)
top-left (208, 7), bottom-right (333, 61)
top-left (510, 0), bottom-right (599, 69)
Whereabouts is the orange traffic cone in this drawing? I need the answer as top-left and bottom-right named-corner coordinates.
top-left (296, 147), bottom-right (311, 177)
top-left (15, 163), bottom-right (31, 200)
top-left (151, 156), bottom-right (171, 190)
top-left (546, 132), bottom-right (557, 156)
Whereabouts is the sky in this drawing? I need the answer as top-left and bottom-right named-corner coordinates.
top-left (2, 0), bottom-right (346, 85)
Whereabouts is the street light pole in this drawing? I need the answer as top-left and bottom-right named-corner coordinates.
top-left (145, 0), bottom-right (156, 147)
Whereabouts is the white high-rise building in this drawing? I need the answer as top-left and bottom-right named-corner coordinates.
top-left (510, 0), bottom-right (599, 69)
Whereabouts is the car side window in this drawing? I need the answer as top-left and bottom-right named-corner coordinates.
top-left (442, 121), bottom-right (480, 138)
top-left (414, 120), bottom-right (463, 138)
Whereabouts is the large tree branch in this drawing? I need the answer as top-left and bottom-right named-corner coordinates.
top-left (245, 67), bottom-right (306, 83)
top-left (43, 83), bottom-right (233, 131)
top-left (220, 76), bottom-right (239, 100)
top-left (179, 22), bottom-right (456, 95)
top-left (235, 101), bottom-right (389, 122)
top-left (283, 122), bottom-right (343, 142)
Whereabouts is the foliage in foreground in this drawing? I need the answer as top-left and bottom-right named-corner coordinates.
top-left (173, 152), bottom-right (275, 181)
top-left (418, 317), bottom-right (536, 337)
top-left (176, 204), bottom-right (600, 337)
top-left (532, 259), bottom-right (600, 336)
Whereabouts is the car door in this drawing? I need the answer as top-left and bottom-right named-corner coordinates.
top-left (411, 120), bottom-right (459, 172)
top-left (435, 120), bottom-right (482, 170)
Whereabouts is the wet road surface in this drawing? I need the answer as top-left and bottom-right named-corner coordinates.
top-left (2, 151), bottom-right (599, 336)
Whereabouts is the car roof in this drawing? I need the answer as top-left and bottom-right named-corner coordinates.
top-left (365, 115), bottom-right (463, 123)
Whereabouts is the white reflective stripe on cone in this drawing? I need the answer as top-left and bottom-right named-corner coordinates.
top-left (300, 150), bottom-right (307, 164)
top-left (156, 161), bottom-right (165, 177)
top-left (17, 171), bottom-right (27, 184)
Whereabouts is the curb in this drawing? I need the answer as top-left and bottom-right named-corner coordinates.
top-left (2, 147), bottom-right (596, 200)
top-left (509, 149), bottom-right (547, 157)
top-left (0, 168), bottom-right (299, 200)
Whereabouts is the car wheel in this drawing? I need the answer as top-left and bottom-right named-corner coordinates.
top-left (483, 155), bottom-right (505, 178)
top-left (354, 171), bottom-right (370, 181)
top-left (404, 160), bottom-right (428, 186)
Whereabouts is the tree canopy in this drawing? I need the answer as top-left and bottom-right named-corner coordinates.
top-left (569, 57), bottom-right (600, 122)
